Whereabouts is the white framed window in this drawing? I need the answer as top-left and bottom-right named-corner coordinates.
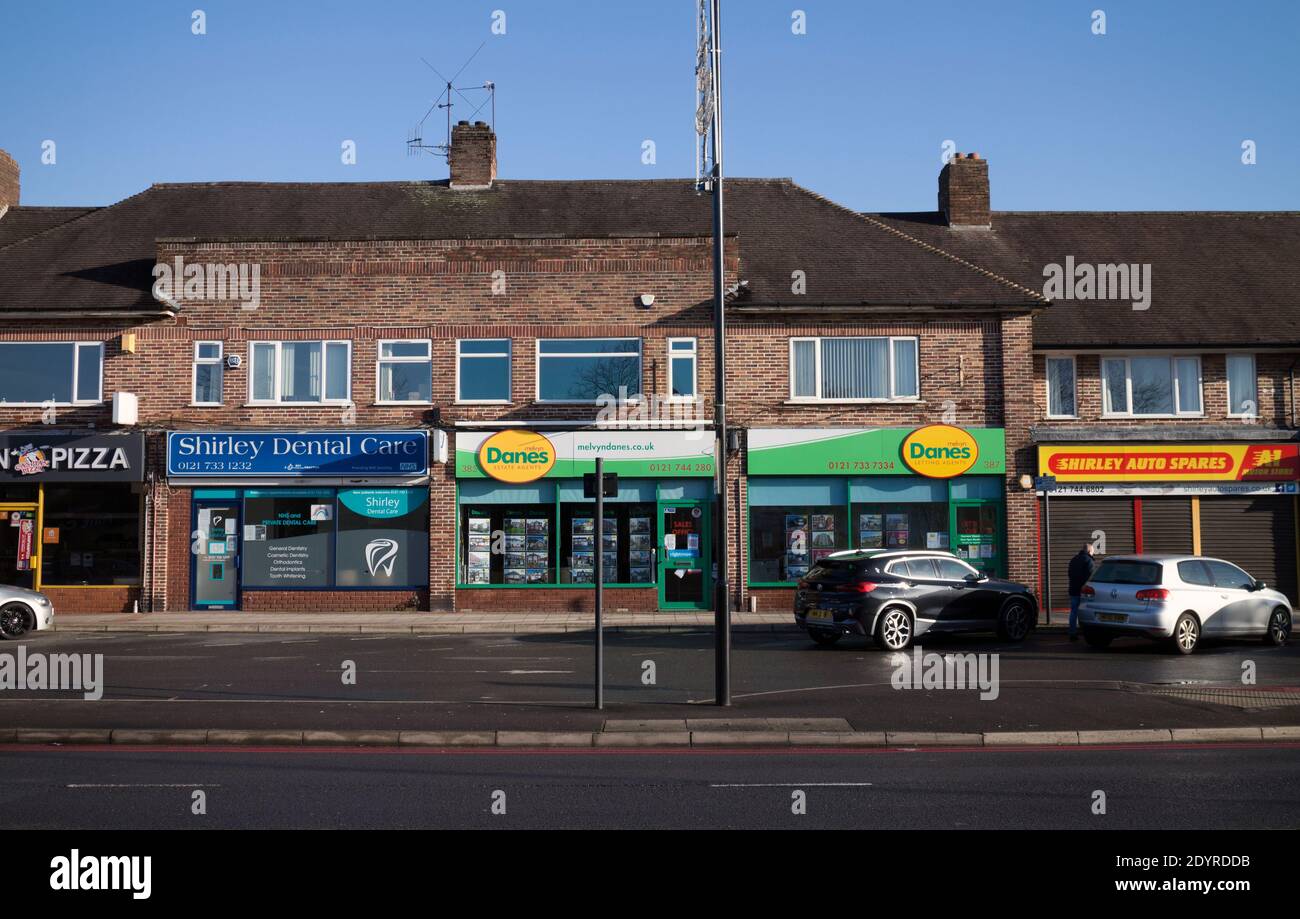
top-left (376, 339), bottom-right (433, 404)
top-left (1226, 354), bottom-right (1258, 417)
top-left (247, 340), bottom-right (351, 405)
top-left (1101, 355), bottom-right (1202, 417)
top-left (789, 336), bottom-right (919, 402)
top-left (192, 341), bottom-right (224, 406)
top-left (667, 338), bottom-right (697, 401)
top-left (457, 339), bottom-right (511, 403)
top-left (1045, 356), bottom-right (1077, 418)
top-left (536, 338), bottom-right (641, 403)
top-left (0, 341), bottom-right (103, 406)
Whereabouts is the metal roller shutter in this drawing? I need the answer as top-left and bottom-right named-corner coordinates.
top-left (1199, 497), bottom-right (1298, 604)
top-left (1042, 497), bottom-right (1136, 611)
top-left (1140, 498), bottom-right (1194, 555)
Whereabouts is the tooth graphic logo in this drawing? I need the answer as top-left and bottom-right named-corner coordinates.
top-left (365, 538), bottom-right (399, 578)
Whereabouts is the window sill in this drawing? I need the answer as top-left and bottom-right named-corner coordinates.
top-left (1044, 415), bottom-right (1079, 421)
top-left (375, 401), bottom-right (436, 407)
top-left (1100, 413), bottom-right (1205, 420)
top-left (784, 398), bottom-right (924, 406)
top-left (189, 402), bottom-right (224, 408)
top-left (243, 402), bottom-right (354, 408)
top-left (454, 401), bottom-right (513, 406)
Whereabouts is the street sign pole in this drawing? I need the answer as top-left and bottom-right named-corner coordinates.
top-left (594, 456), bottom-right (604, 710)
top-left (708, 0), bottom-right (730, 707)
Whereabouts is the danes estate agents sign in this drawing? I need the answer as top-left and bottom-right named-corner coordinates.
top-left (456, 430), bottom-right (715, 479)
top-left (747, 427), bottom-right (1005, 477)
top-left (168, 431), bottom-right (428, 478)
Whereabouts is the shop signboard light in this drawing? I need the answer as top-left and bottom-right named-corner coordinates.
top-left (900, 425), bottom-right (981, 479)
top-left (477, 430), bottom-right (557, 484)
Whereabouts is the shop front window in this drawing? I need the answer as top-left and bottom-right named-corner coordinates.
top-left (560, 503), bottom-right (656, 584)
top-left (461, 504), bottom-right (556, 585)
top-left (750, 506), bottom-right (849, 582)
top-left (851, 502), bottom-right (948, 552)
top-left (242, 490), bottom-right (336, 588)
top-left (41, 483), bottom-right (142, 585)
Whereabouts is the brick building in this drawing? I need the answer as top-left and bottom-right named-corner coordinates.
top-left (0, 127), bottom-right (1050, 616)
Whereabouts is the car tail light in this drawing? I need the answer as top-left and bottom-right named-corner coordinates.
top-left (1136, 588), bottom-right (1170, 601)
top-left (837, 581), bottom-right (879, 594)
top-left (1081, 585), bottom-right (1095, 597)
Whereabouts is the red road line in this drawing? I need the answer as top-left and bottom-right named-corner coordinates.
top-left (1, 741), bottom-right (1298, 756)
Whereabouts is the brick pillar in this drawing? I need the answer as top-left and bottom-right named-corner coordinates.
top-left (1000, 314), bottom-right (1038, 591)
top-left (429, 451), bottom-right (456, 610)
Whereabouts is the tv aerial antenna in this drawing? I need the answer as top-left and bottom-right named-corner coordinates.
top-left (407, 41), bottom-right (495, 160)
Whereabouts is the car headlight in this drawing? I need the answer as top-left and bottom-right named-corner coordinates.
top-left (35, 596), bottom-right (50, 606)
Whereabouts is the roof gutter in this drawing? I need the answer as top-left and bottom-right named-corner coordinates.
top-left (0, 308), bottom-right (177, 319)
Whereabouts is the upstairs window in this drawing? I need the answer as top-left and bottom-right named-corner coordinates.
top-left (377, 340), bottom-right (432, 403)
top-left (193, 341), bottom-right (224, 405)
top-left (1226, 354), bottom-right (1257, 417)
top-left (0, 342), bottom-right (103, 406)
top-left (790, 336), bottom-right (918, 401)
top-left (1102, 355), bottom-right (1201, 417)
top-left (1045, 356), bottom-right (1077, 418)
top-left (457, 339), bottom-right (511, 403)
top-left (537, 338), bottom-right (641, 403)
top-left (248, 340), bottom-right (351, 404)
top-left (668, 338), bottom-right (697, 400)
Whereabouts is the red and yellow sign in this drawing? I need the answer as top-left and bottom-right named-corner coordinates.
top-left (1038, 444), bottom-right (1300, 482)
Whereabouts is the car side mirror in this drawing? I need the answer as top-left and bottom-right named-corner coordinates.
top-left (1253, 580), bottom-right (1267, 591)
top-left (964, 573), bottom-right (988, 584)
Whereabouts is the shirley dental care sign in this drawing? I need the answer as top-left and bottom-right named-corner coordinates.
top-left (168, 431), bottom-right (429, 478)
top-left (0, 433), bottom-right (145, 482)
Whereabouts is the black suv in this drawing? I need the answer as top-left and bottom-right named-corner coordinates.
top-left (793, 550), bottom-right (1038, 650)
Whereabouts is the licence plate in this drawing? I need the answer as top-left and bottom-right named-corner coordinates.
top-left (806, 609), bottom-right (834, 623)
top-left (1098, 613), bottom-right (1127, 623)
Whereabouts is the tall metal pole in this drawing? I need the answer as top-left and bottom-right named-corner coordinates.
top-left (595, 457), bottom-right (604, 709)
top-left (709, 0), bottom-right (730, 706)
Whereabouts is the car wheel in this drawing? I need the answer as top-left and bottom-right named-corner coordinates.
top-left (1264, 607), bottom-right (1291, 647)
top-left (1170, 612), bottom-right (1200, 655)
top-left (808, 629), bottom-right (842, 647)
top-left (874, 607), bottom-right (913, 651)
top-left (997, 598), bottom-right (1033, 642)
top-left (0, 602), bottom-right (33, 640)
top-left (1082, 627), bottom-right (1113, 649)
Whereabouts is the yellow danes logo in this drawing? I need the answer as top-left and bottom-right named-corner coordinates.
top-left (901, 424), bottom-right (979, 479)
top-left (478, 430), bottom-right (556, 483)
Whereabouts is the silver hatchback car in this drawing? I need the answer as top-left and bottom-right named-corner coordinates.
top-left (1078, 554), bottom-right (1292, 654)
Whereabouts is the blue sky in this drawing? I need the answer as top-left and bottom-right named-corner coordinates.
top-left (2, 0), bottom-right (1297, 211)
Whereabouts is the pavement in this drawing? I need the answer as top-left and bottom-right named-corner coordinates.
top-left (50, 610), bottom-right (796, 634)
top-left (4, 744), bottom-right (1298, 829)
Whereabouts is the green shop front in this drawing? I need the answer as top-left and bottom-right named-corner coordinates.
top-left (745, 427), bottom-right (1008, 590)
top-left (454, 430), bottom-right (716, 610)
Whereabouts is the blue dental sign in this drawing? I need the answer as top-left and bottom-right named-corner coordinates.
top-left (167, 431), bottom-right (428, 478)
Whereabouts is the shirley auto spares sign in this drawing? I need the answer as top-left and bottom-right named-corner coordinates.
top-left (747, 427), bottom-right (1006, 477)
top-left (168, 431), bottom-right (428, 477)
top-left (0, 432), bottom-right (145, 482)
top-left (456, 430), bottom-right (716, 481)
top-left (1038, 443), bottom-right (1300, 482)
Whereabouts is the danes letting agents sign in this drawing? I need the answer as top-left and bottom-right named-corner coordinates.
top-left (167, 431), bottom-right (429, 478)
top-left (0, 433), bottom-right (145, 482)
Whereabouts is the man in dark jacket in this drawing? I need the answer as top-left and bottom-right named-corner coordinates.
top-left (1066, 543), bottom-right (1096, 641)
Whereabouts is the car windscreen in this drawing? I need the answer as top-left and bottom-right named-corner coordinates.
top-left (1090, 559), bottom-right (1162, 585)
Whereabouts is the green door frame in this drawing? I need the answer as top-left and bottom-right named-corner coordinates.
top-left (656, 498), bottom-right (712, 610)
top-left (949, 498), bottom-right (1006, 578)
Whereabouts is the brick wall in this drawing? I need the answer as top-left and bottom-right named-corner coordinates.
top-left (44, 586), bottom-right (139, 613)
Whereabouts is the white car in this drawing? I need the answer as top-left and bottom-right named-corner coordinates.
top-left (1078, 554), bottom-right (1292, 654)
top-left (0, 585), bottom-right (55, 639)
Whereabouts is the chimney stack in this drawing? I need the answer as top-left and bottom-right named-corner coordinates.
top-left (449, 121), bottom-right (496, 189)
top-left (938, 152), bottom-right (989, 228)
top-left (0, 149), bottom-right (18, 210)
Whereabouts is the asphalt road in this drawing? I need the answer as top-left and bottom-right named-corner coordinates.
top-left (2, 743), bottom-right (1297, 829)
top-left (1, 629), bottom-right (1298, 732)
